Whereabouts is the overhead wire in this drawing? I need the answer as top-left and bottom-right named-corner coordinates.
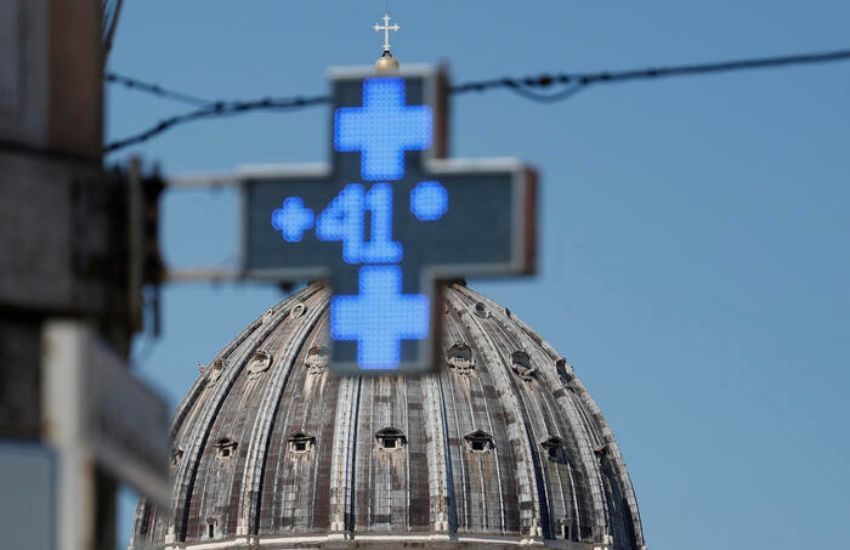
top-left (104, 48), bottom-right (850, 154)
top-left (102, 0), bottom-right (125, 59)
top-left (106, 72), bottom-right (218, 107)
top-left (103, 94), bottom-right (330, 153)
top-left (499, 82), bottom-right (589, 103)
top-left (450, 48), bottom-right (850, 100)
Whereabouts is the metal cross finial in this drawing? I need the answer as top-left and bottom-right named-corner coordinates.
top-left (374, 14), bottom-right (400, 53)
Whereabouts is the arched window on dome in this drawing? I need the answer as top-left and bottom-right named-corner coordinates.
top-left (375, 427), bottom-right (406, 450)
top-left (290, 301), bottom-right (307, 318)
top-left (510, 350), bottom-right (538, 381)
top-left (215, 437), bottom-right (237, 460)
top-left (305, 345), bottom-right (329, 375)
top-left (558, 518), bottom-right (573, 540)
top-left (464, 430), bottom-right (495, 453)
top-left (171, 447), bottom-right (184, 467)
top-left (247, 349), bottom-right (273, 379)
top-left (287, 431), bottom-right (316, 454)
top-left (541, 436), bottom-right (568, 463)
top-left (555, 358), bottom-right (571, 383)
top-left (206, 518), bottom-right (218, 539)
top-left (206, 358), bottom-right (225, 384)
top-left (446, 343), bottom-right (474, 373)
top-left (593, 443), bottom-right (610, 461)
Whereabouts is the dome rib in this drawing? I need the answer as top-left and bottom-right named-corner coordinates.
top-left (448, 290), bottom-right (544, 541)
top-left (236, 289), bottom-right (330, 536)
top-left (328, 375), bottom-right (359, 533)
top-left (422, 372), bottom-right (454, 533)
top-left (442, 310), bottom-right (507, 533)
top-left (261, 315), bottom-right (333, 533)
top-left (446, 300), bottom-right (517, 532)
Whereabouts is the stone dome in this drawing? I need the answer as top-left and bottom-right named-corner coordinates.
top-left (132, 283), bottom-right (645, 549)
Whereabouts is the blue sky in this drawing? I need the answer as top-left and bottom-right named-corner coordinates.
top-left (107, 1), bottom-right (850, 548)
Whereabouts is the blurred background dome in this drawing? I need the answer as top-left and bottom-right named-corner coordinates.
top-left (131, 282), bottom-right (645, 549)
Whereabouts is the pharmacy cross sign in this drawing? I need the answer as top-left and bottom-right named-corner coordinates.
top-left (242, 65), bottom-right (536, 376)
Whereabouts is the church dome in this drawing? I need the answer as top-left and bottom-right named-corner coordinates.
top-left (132, 283), bottom-right (645, 549)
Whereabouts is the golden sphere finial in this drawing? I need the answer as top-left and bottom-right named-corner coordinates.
top-left (375, 50), bottom-right (400, 73)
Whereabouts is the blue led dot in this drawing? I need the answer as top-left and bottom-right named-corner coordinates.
top-left (271, 197), bottom-right (315, 242)
top-left (410, 181), bottom-right (449, 221)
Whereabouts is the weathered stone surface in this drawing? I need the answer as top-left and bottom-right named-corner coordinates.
top-left (132, 283), bottom-right (645, 549)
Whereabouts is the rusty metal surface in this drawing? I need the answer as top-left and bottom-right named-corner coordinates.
top-left (132, 284), bottom-right (645, 549)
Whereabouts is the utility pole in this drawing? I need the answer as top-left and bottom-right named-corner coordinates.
top-left (0, 1), bottom-right (168, 549)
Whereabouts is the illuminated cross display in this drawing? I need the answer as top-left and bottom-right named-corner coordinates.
top-left (373, 14), bottom-right (400, 53)
top-left (243, 66), bottom-right (537, 376)
top-left (335, 78), bottom-right (431, 181)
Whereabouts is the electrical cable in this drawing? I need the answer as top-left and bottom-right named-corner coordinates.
top-left (106, 72), bottom-right (217, 107)
top-left (501, 82), bottom-right (589, 103)
top-left (104, 48), bottom-right (850, 153)
top-left (103, 94), bottom-right (329, 153)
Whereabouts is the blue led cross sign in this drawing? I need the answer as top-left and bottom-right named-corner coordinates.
top-left (335, 78), bottom-right (432, 181)
top-left (243, 66), bottom-right (537, 376)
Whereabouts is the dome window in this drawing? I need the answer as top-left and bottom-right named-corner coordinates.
top-left (375, 427), bottom-right (406, 450)
top-left (247, 350), bottom-right (272, 378)
top-left (555, 358), bottom-right (571, 383)
top-left (207, 358), bottom-right (225, 384)
top-left (215, 438), bottom-right (237, 460)
top-left (171, 447), bottom-right (185, 467)
top-left (558, 518), bottom-right (573, 540)
top-left (464, 430), bottom-right (494, 453)
top-left (541, 436), bottom-right (567, 463)
top-left (288, 431), bottom-right (316, 454)
top-left (511, 351), bottom-right (538, 381)
top-left (593, 443), bottom-right (610, 460)
top-left (290, 302), bottom-right (307, 318)
top-left (446, 343), bottom-right (474, 373)
top-left (206, 519), bottom-right (218, 539)
top-left (305, 345), bottom-right (329, 375)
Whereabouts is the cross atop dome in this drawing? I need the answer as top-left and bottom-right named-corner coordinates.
top-left (373, 14), bottom-right (401, 72)
top-left (374, 14), bottom-right (400, 53)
